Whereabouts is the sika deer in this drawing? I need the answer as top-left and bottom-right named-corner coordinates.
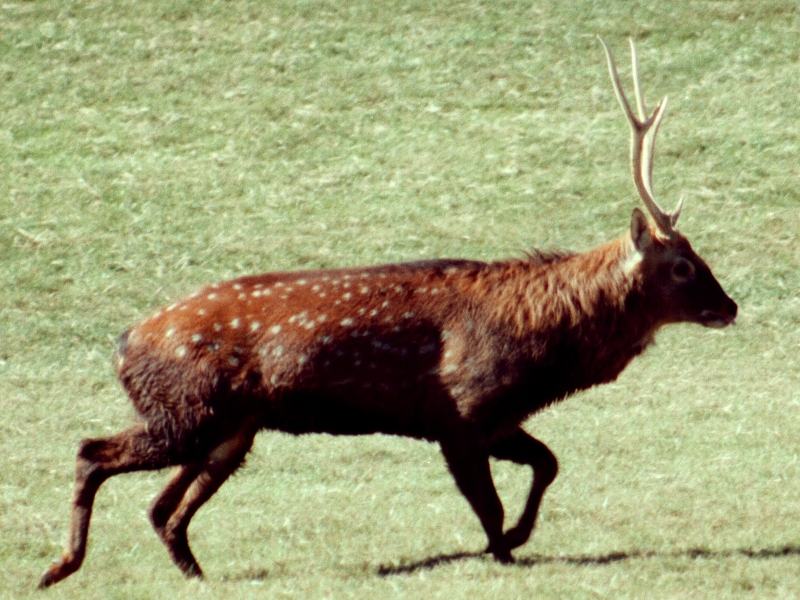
top-left (39, 39), bottom-right (737, 587)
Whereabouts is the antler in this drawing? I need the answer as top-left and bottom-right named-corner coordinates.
top-left (599, 37), bottom-right (683, 237)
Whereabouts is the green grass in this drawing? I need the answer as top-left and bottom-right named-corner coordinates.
top-left (2, 0), bottom-right (800, 597)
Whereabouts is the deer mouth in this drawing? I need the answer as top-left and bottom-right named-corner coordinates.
top-left (699, 310), bottom-right (736, 329)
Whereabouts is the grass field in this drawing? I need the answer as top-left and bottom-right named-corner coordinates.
top-left (2, 1), bottom-right (800, 597)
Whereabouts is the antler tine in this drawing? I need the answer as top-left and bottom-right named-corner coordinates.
top-left (599, 37), bottom-right (679, 237)
top-left (628, 38), bottom-right (647, 121)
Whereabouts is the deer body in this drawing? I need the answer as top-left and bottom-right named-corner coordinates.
top-left (118, 238), bottom-right (647, 451)
top-left (40, 41), bottom-right (738, 587)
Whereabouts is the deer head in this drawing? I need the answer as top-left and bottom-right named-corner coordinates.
top-left (600, 38), bottom-right (737, 329)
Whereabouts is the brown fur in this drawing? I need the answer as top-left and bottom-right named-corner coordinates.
top-left (39, 213), bottom-right (737, 587)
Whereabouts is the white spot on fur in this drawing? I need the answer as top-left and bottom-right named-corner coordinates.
top-left (238, 293), bottom-right (247, 300)
top-left (288, 311), bottom-right (308, 324)
top-left (207, 293), bottom-right (218, 300)
top-left (251, 321), bottom-right (261, 332)
top-left (360, 286), bottom-right (369, 294)
top-left (192, 333), bottom-right (203, 343)
top-left (175, 345), bottom-right (187, 358)
top-left (622, 238), bottom-right (644, 274)
top-left (402, 311), bottom-right (414, 319)
top-left (298, 354), bottom-right (308, 365)
top-left (341, 318), bottom-right (354, 327)
top-left (230, 318), bottom-right (240, 329)
top-left (198, 309), bottom-right (206, 316)
top-left (229, 356), bottom-right (239, 367)
top-left (272, 345), bottom-right (284, 357)
top-left (270, 325), bottom-right (281, 335)
top-left (213, 323), bottom-right (223, 332)
top-left (342, 292), bottom-right (352, 301)
top-left (297, 279), bottom-right (307, 286)
top-left (165, 328), bottom-right (176, 338)
top-left (233, 284), bottom-right (243, 291)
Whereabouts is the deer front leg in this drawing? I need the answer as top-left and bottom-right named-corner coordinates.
top-left (439, 436), bottom-right (512, 563)
top-left (490, 429), bottom-right (558, 550)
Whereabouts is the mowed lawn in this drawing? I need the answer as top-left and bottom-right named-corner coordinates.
top-left (2, 1), bottom-right (800, 598)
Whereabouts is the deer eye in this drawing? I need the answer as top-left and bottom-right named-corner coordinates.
top-left (672, 258), bottom-right (695, 281)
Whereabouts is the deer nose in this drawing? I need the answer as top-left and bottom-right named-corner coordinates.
top-left (725, 296), bottom-right (738, 319)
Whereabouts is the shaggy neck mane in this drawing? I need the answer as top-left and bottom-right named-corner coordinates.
top-left (477, 234), bottom-right (655, 386)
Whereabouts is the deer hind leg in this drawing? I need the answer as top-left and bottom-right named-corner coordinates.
top-left (151, 420), bottom-right (258, 578)
top-left (439, 436), bottom-right (511, 563)
top-left (149, 463), bottom-right (205, 546)
top-left (38, 423), bottom-right (173, 589)
top-left (490, 429), bottom-right (558, 550)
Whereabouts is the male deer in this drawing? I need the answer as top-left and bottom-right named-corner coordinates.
top-left (39, 39), bottom-right (737, 587)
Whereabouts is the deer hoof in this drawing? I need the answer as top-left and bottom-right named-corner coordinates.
top-left (37, 558), bottom-right (78, 589)
top-left (486, 544), bottom-right (514, 564)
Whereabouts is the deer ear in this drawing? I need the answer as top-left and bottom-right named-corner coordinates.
top-left (630, 207), bottom-right (653, 251)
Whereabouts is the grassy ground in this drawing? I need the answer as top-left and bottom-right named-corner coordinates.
top-left (2, 0), bottom-right (800, 597)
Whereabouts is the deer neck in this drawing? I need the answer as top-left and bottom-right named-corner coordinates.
top-left (494, 235), bottom-right (658, 366)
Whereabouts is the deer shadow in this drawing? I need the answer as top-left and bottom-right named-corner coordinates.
top-left (376, 545), bottom-right (800, 576)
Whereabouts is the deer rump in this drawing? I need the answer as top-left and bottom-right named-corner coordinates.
top-left (38, 39), bottom-right (737, 588)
